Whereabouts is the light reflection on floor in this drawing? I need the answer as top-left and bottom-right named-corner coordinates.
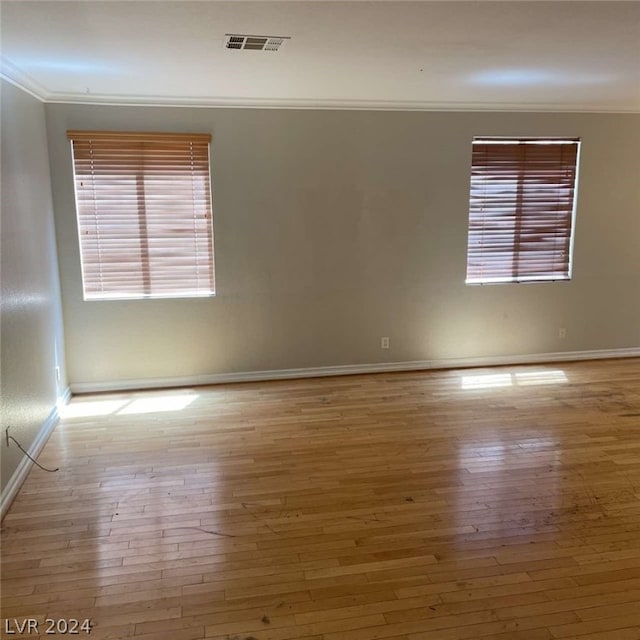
top-left (118, 394), bottom-right (197, 415)
top-left (62, 393), bottom-right (198, 418)
top-left (455, 369), bottom-right (568, 542)
top-left (461, 369), bottom-right (568, 390)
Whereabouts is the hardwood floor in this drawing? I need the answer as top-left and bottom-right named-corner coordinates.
top-left (2, 358), bottom-right (640, 640)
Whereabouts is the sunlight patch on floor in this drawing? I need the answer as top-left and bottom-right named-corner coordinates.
top-left (461, 369), bottom-right (568, 390)
top-left (117, 394), bottom-right (198, 415)
top-left (62, 399), bottom-right (129, 418)
top-left (515, 370), bottom-right (568, 385)
top-left (63, 394), bottom-right (199, 418)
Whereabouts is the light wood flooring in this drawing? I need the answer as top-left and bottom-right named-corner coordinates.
top-left (2, 358), bottom-right (640, 640)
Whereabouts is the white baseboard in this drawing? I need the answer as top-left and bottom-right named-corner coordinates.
top-left (1, 387), bottom-right (71, 519)
top-left (58, 385), bottom-right (72, 406)
top-left (70, 348), bottom-right (640, 394)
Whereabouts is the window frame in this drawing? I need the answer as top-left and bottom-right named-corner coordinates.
top-left (68, 130), bottom-right (216, 301)
top-left (465, 136), bottom-right (581, 286)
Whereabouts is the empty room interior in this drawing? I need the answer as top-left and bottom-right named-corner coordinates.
top-left (1, 1), bottom-right (640, 639)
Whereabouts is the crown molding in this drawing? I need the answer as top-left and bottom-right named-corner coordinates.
top-left (43, 91), bottom-right (640, 114)
top-left (2, 56), bottom-right (638, 114)
top-left (0, 57), bottom-right (50, 102)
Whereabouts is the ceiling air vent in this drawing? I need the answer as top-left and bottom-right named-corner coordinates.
top-left (224, 34), bottom-right (289, 52)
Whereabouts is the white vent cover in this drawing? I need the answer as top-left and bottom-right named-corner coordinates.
top-left (224, 34), bottom-right (289, 52)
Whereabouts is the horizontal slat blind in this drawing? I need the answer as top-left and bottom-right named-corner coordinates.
top-left (68, 131), bottom-right (215, 299)
top-left (466, 138), bottom-right (579, 284)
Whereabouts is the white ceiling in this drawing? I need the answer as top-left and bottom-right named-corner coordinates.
top-left (1, 1), bottom-right (639, 111)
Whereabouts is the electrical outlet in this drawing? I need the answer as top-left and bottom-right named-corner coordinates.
top-left (559, 327), bottom-right (567, 339)
top-left (381, 337), bottom-right (390, 349)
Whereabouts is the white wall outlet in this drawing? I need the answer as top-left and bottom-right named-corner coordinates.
top-left (381, 337), bottom-right (390, 349)
top-left (558, 327), bottom-right (567, 339)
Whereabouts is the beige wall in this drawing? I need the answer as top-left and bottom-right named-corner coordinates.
top-left (1, 80), bottom-right (67, 491)
top-left (44, 105), bottom-right (640, 386)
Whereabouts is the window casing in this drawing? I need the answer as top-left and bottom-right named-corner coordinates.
top-left (68, 131), bottom-right (215, 300)
top-left (466, 137), bottom-right (580, 285)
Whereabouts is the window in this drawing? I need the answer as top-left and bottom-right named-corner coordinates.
top-left (68, 131), bottom-right (215, 300)
top-left (466, 137), bottom-right (580, 284)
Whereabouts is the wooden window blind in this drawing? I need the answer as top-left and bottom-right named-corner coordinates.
top-left (466, 138), bottom-right (580, 284)
top-left (68, 131), bottom-right (215, 300)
